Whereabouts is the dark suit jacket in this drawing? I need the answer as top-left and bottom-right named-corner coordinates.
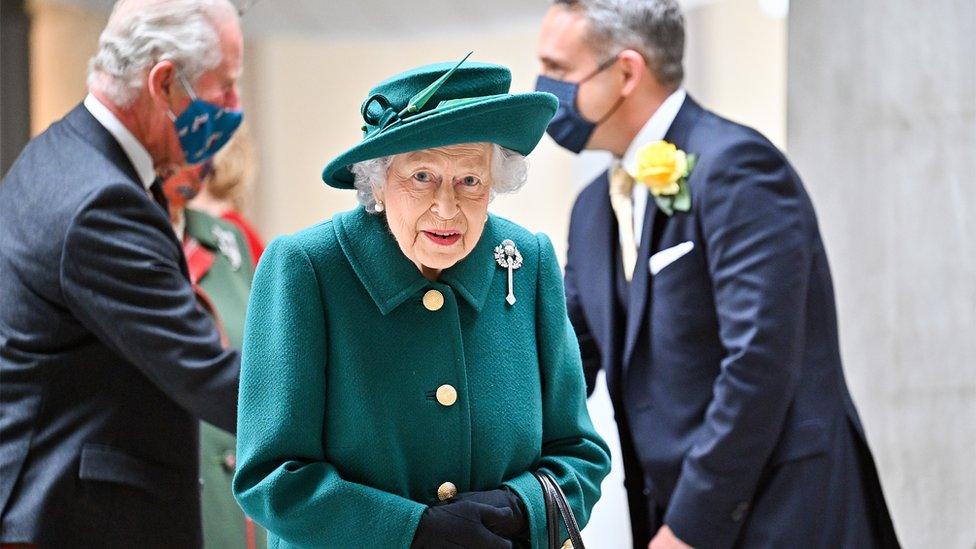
top-left (0, 104), bottom-right (239, 547)
top-left (565, 96), bottom-right (899, 548)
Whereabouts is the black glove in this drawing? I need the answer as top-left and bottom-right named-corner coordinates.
top-left (411, 498), bottom-right (516, 549)
top-left (448, 487), bottom-right (528, 540)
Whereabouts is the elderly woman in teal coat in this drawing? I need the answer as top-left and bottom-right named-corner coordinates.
top-left (233, 55), bottom-right (611, 548)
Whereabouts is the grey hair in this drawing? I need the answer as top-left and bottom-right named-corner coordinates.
top-left (87, 0), bottom-right (238, 107)
top-left (554, 0), bottom-right (685, 88)
top-left (350, 144), bottom-right (529, 214)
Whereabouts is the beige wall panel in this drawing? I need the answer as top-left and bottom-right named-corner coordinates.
top-left (27, 0), bottom-right (107, 135)
top-left (685, 0), bottom-right (786, 149)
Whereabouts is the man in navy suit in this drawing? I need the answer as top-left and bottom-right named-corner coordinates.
top-left (536, 1), bottom-right (900, 547)
top-left (0, 1), bottom-right (244, 546)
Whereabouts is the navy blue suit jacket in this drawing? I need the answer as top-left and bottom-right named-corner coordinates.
top-left (565, 96), bottom-right (898, 548)
top-left (0, 104), bottom-right (239, 547)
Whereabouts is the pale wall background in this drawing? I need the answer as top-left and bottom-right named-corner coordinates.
top-left (787, 1), bottom-right (976, 547)
top-left (22, 0), bottom-right (973, 547)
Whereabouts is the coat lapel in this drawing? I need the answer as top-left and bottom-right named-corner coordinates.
top-left (184, 236), bottom-right (216, 285)
top-left (621, 95), bottom-right (706, 370)
top-left (334, 207), bottom-right (429, 315)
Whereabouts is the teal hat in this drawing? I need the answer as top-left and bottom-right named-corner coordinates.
top-left (322, 53), bottom-right (558, 189)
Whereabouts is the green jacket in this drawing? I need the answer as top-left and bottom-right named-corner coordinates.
top-left (185, 209), bottom-right (267, 549)
top-left (233, 206), bottom-right (611, 548)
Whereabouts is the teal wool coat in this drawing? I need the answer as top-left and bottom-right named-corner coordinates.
top-left (233, 206), bottom-right (610, 548)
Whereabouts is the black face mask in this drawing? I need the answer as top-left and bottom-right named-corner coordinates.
top-left (534, 55), bottom-right (624, 153)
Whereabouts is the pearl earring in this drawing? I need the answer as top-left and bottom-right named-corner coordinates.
top-left (375, 200), bottom-right (384, 213)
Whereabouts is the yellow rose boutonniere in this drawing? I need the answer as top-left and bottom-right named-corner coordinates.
top-left (631, 140), bottom-right (696, 216)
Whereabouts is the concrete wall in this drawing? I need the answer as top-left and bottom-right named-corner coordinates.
top-left (787, 2), bottom-right (976, 547)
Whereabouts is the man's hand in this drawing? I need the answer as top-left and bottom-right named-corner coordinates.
top-left (648, 525), bottom-right (693, 549)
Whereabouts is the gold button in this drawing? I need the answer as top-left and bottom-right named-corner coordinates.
top-left (423, 289), bottom-right (444, 311)
top-left (436, 384), bottom-right (458, 407)
top-left (437, 481), bottom-right (458, 501)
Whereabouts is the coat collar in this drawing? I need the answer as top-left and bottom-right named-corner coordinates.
top-left (621, 88), bottom-right (687, 173)
top-left (185, 208), bottom-right (221, 249)
top-left (334, 206), bottom-right (498, 315)
top-left (184, 209), bottom-right (249, 274)
top-left (661, 93), bottom-right (704, 152)
top-left (83, 94), bottom-right (155, 189)
top-left (64, 103), bottom-right (144, 190)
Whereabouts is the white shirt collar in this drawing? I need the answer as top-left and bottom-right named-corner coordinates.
top-left (84, 93), bottom-right (156, 190)
top-left (621, 88), bottom-right (688, 174)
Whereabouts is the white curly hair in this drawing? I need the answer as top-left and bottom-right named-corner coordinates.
top-left (87, 0), bottom-right (239, 106)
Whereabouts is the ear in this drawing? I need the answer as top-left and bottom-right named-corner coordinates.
top-left (617, 49), bottom-right (648, 98)
top-left (147, 60), bottom-right (179, 112)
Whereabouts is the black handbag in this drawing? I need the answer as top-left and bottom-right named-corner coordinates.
top-left (531, 471), bottom-right (585, 549)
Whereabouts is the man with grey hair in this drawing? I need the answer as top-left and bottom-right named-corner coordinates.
top-left (536, 1), bottom-right (899, 548)
top-left (0, 1), bottom-right (245, 546)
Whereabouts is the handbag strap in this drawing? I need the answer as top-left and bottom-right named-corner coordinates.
top-left (532, 471), bottom-right (586, 549)
top-left (544, 478), bottom-right (560, 548)
top-left (543, 474), bottom-right (584, 549)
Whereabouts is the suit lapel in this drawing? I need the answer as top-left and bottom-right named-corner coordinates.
top-left (575, 173), bottom-right (618, 374)
top-left (622, 198), bottom-right (657, 368)
top-left (621, 95), bottom-right (706, 370)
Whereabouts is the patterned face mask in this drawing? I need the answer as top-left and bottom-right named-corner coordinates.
top-left (168, 71), bottom-right (243, 164)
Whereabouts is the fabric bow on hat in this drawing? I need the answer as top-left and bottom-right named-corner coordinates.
top-left (360, 52), bottom-right (497, 137)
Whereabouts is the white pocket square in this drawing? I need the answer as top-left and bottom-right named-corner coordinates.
top-left (649, 241), bottom-right (694, 275)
